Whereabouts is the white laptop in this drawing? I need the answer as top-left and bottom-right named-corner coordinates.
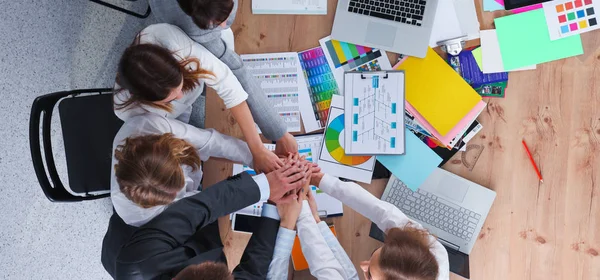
top-left (331, 0), bottom-right (440, 58)
top-left (381, 168), bottom-right (496, 254)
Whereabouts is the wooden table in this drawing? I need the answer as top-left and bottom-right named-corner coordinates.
top-left (202, 1), bottom-right (600, 279)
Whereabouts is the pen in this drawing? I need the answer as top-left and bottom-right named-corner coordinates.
top-left (522, 139), bottom-right (543, 183)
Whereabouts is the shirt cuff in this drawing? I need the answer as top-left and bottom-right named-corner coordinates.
top-left (252, 173), bottom-right (270, 201)
top-left (273, 227), bottom-right (296, 258)
top-left (298, 200), bottom-right (313, 220)
top-left (318, 174), bottom-right (339, 193)
top-left (261, 203), bottom-right (280, 221)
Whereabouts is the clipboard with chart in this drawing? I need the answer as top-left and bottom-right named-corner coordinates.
top-left (344, 71), bottom-right (406, 155)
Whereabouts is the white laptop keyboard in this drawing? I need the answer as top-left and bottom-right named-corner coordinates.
top-left (383, 179), bottom-right (481, 242)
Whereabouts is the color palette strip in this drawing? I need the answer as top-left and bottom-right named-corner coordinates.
top-left (543, 0), bottom-right (599, 40)
top-left (298, 47), bottom-right (340, 128)
top-left (324, 39), bottom-right (383, 71)
top-left (325, 114), bottom-right (371, 166)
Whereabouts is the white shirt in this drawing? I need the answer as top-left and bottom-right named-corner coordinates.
top-left (318, 174), bottom-right (451, 280)
top-left (266, 201), bottom-right (359, 280)
top-left (110, 113), bottom-right (253, 226)
top-left (113, 23), bottom-right (249, 122)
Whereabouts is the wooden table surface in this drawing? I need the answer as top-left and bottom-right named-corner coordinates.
top-left (202, 1), bottom-right (600, 279)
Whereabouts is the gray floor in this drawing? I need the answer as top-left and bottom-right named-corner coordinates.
top-left (0, 1), bottom-right (157, 278)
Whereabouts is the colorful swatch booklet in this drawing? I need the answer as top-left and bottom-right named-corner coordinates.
top-left (543, 0), bottom-right (599, 40)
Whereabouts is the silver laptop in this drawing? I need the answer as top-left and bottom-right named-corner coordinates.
top-left (381, 168), bottom-right (496, 254)
top-left (331, 0), bottom-right (439, 58)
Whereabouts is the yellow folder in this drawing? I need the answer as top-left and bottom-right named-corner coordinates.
top-left (395, 48), bottom-right (481, 136)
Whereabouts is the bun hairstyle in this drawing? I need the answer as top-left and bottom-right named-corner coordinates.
top-left (379, 226), bottom-right (440, 280)
top-left (114, 133), bottom-right (201, 208)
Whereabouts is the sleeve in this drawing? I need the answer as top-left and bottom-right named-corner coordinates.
top-left (157, 24), bottom-right (248, 109)
top-left (266, 227), bottom-right (296, 280)
top-left (233, 217), bottom-right (280, 280)
top-left (116, 173), bottom-right (262, 267)
top-left (164, 117), bottom-right (253, 166)
top-left (296, 201), bottom-right (346, 280)
top-left (318, 174), bottom-right (450, 280)
top-left (317, 222), bottom-right (359, 280)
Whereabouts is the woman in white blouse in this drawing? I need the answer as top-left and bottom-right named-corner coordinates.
top-left (113, 23), bottom-right (296, 173)
top-left (110, 113), bottom-right (255, 226)
top-left (301, 167), bottom-right (451, 280)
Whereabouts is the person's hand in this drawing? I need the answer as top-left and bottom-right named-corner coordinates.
top-left (265, 155), bottom-right (309, 204)
top-left (274, 132), bottom-right (298, 157)
top-left (253, 147), bottom-right (283, 174)
top-left (308, 163), bottom-right (324, 187)
top-left (276, 190), bottom-right (304, 230)
top-left (306, 190), bottom-right (321, 223)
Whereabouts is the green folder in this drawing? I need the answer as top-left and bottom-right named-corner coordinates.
top-left (494, 9), bottom-right (584, 70)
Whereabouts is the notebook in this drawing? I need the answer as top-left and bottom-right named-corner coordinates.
top-left (394, 48), bottom-right (482, 137)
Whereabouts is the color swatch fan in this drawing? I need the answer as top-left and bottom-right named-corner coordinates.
top-left (543, 0), bottom-right (599, 40)
top-left (318, 95), bottom-right (376, 184)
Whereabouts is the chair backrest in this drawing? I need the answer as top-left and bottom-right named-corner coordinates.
top-left (30, 89), bottom-right (124, 202)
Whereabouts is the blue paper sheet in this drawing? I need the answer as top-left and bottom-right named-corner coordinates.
top-left (377, 128), bottom-right (443, 191)
top-left (483, 0), bottom-right (504, 11)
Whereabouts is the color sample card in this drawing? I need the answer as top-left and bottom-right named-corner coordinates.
top-left (319, 36), bottom-right (393, 95)
top-left (495, 9), bottom-right (584, 70)
top-left (543, 0), bottom-right (599, 40)
top-left (298, 47), bottom-right (340, 131)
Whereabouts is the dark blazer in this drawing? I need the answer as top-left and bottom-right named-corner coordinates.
top-left (101, 172), bottom-right (279, 280)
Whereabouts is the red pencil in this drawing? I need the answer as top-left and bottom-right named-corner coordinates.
top-left (522, 140), bottom-right (543, 183)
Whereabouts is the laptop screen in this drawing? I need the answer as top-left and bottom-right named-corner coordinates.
top-left (369, 223), bottom-right (471, 279)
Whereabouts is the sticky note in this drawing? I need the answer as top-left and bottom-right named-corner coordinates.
top-left (566, 2), bottom-right (574, 9)
top-left (495, 9), bottom-right (583, 70)
top-left (579, 20), bottom-right (588, 28)
top-left (556, 4), bottom-right (565, 12)
top-left (377, 128), bottom-right (442, 191)
top-left (472, 47), bottom-right (484, 70)
top-left (570, 22), bottom-right (579, 30)
top-left (394, 48), bottom-right (481, 136)
top-left (568, 12), bottom-right (576, 20)
top-left (577, 9), bottom-right (586, 17)
top-left (561, 25), bottom-right (571, 33)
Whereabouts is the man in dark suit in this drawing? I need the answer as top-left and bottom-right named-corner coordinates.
top-left (102, 159), bottom-right (309, 280)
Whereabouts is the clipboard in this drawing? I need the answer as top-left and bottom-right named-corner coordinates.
top-left (343, 71), bottom-right (405, 155)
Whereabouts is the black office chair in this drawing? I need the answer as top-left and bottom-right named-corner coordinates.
top-left (30, 88), bottom-right (124, 202)
top-left (89, 0), bottom-right (151, 19)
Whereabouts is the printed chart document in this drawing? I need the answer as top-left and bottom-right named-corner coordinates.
top-left (318, 95), bottom-right (376, 184)
top-left (344, 71), bottom-right (405, 155)
top-left (252, 0), bottom-right (327, 15)
top-left (242, 52), bottom-right (314, 133)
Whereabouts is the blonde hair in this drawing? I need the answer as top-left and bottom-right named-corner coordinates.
top-left (114, 133), bottom-right (201, 208)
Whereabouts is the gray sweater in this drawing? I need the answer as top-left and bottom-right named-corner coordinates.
top-left (148, 0), bottom-right (287, 141)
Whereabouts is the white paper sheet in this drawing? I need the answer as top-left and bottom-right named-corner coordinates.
top-left (318, 95), bottom-right (376, 184)
top-left (252, 0), bottom-right (327, 15)
top-left (480, 30), bottom-right (537, 74)
top-left (429, 0), bottom-right (480, 47)
top-left (241, 52), bottom-right (314, 133)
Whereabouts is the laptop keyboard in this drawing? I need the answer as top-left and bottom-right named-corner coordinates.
top-left (348, 0), bottom-right (426, 26)
top-left (383, 179), bottom-right (481, 242)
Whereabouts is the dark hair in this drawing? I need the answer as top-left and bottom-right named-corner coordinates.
top-left (115, 43), bottom-right (213, 112)
top-left (114, 133), bottom-right (201, 208)
top-left (174, 261), bottom-right (233, 280)
top-left (177, 0), bottom-right (235, 29)
top-left (378, 227), bottom-right (439, 280)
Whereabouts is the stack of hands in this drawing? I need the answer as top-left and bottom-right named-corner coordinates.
top-left (264, 153), bottom-right (325, 230)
